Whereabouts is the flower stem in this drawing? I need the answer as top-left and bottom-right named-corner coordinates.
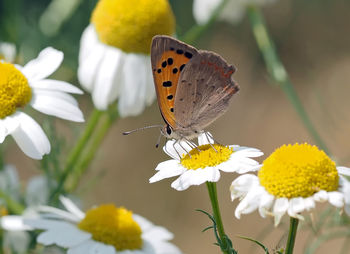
top-left (181, 0), bottom-right (229, 44)
top-left (206, 182), bottom-right (231, 254)
top-left (66, 106), bottom-right (119, 192)
top-left (285, 218), bottom-right (299, 254)
top-left (0, 190), bottom-right (24, 214)
top-left (246, 6), bottom-right (330, 155)
top-left (49, 109), bottom-right (104, 202)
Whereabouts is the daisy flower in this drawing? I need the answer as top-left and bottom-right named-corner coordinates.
top-left (78, 0), bottom-right (175, 117)
top-left (150, 133), bottom-right (263, 191)
top-left (1, 196), bottom-right (182, 254)
top-left (230, 143), bottom-right (350, 226)
top-left (0, 47), bottom-right (84, 159)
top-left (193, 0), bottom-right (276, 25)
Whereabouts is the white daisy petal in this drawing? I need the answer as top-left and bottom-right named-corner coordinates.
top-left (67, 239), bottom-right (116, 254)
top-left (142, 225), bottom-right (173, 242)
top-left (92, 47), bottom-right (124, 110)
top-left (230, 174), bottom-right (259, 201)
top-left (0, 42), bottom-right (16, 62)
top-left (327, 191), bottom-right (344, 208)
top-left (78, 40), bottom-right (106, 91)
top-left (303, 197), bottom-right (315, 211)
top-left (258, 192), bottom-right (274, 218)
top-left (287, 197), bottom-right (305, 219)
top-left (79, 24), bottom-right (99, 64)
top-left (313, 190), bottom-right (329, 202)
top-left (59, 196), bottom-right (85, 220)
top-left (31, 79), bottom-right (83, 94)
top-left (25, 219), bottom-right (91, 248)
top-left (273, 198), bottom-right (289, 226)
top-left (163, 140), bottom-right (192, 160)
top-left (22, 47), bottom-right (63, 80)
top-left (11, 112), bottom-right (50, 159)
top-left (337, 166), bottom-right (350, 176)
top-left (172, 168), bottom-right (219, 191)
top-left (31, 90), bottom-right (84, 122)
top-left (1, 216), bottom-right (33, 231)
top-left (197, 132), bottom-right (214, 145)
top-left (118, 53), bottom-right (150, 117)
top-left (150, 160), bottom-right (185, 183)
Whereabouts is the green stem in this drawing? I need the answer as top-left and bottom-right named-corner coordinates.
top-left (49, 109), bottom-right (104, 202)
top-left (285, 218), bottom-right (299, 254)
top-left (206, 182), bottom-right (230, 254)
top-left (0, 190), bottom-right (24, 215)
top-left (247, 6), bottom-right (329, 155)
top-left (181, 0), bottom-right (229, 44)
top-left (66, 106), bottom-right (119, 192)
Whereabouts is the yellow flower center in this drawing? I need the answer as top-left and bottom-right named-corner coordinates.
top-left (78, 204), bottom-right (142, 251)
top-left (180, 144), bottom-right (233, 170)
top-left (258, 143), bottom-right (339, 198)
top-left (0, 62), bottom-right (32, 119)
top-left (91, 0), bottom-right (175, 54)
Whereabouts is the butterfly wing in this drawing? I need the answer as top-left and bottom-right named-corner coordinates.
top-left (151, 35), bottom-right (198, 128)
top-left (173, 50), bottom-right (239, 134)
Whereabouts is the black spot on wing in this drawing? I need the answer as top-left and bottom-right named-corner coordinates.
top-left (167, 58), bottom-right (173, 65)
top-left (163, 81), bottom-right (172, 87)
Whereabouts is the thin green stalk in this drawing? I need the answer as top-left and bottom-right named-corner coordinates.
top-left (0, 190), bottom-right (24, 214)
top-left (66, 106), bottom-right (119, 192)
top-left (206, 182), bottom-right (230, 254)
top-left (285, 218), bottom-right (299, 254)
top-left (49, 109), bottom-right (104, 202)
top-left (247, 6), bottom-right (329, 155)
top-left (181, 0), bottom-right (229, 44)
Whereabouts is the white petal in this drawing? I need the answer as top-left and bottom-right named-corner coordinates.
top-left (146, 240), bottom-right (182, 254)
top-left (171, 168), bottom-right (219, 191)
top-left (230, 174), bottom-right (259, 201)
top-left (37, 206), bottom-right (81, 223)
top-left (150, 160), bottom-right (185, 183)
top-left (287, 197), bottom-right (305, 218)
top-left (10, 112), bottom-right (50, 159)
top-left (197, 132), bottom-right (214, 145)
top-left (273, 198), bottom-right (289, 226)
top-left (193, 0), bottom-right (222, 25)
top-left (78, 40), bottom-right (106, 91)
top-left (303, 197), bottom-right (315, 211)
top-left (163, 139), bottom-right (192, 160)
top-left (31, 79), bottom-right (83, 94)
top-left (31, 90), bottom-right (84, 122)
top-left (1, 216), bottom-right (33, 231)
top-left (118, 53), bottom-right (151, 117)
top-left (143, 225), bottom-right (173, 242)
top-left (327, 191), bottom-right (344, 208)
top-left (68, 239), bottom-right (116, 254)
top-left (313, 190), bottom-right (329, 202)
top-left (3, 231), bottom-right (30, 253)
top-left (234, 185), bottom-right (264, 218)
top-left (337, 166), bottom-right (350, 176)
top-left (79, 25), bottom-right (99, 64)
top-left (92, 47), bottom-right (124, 110)
top-left (133, 214), bottom-right (153, 232)
top-left (59, 196), bottom-right (85, 220)
top-left (22, 47), bottom-right (63, 80)
top-left (25, 219), bottom-right (91, 248)
top-left (258, 192), bottom-right (274, 218)
top-left (0, 42), bottom-right (16, 62)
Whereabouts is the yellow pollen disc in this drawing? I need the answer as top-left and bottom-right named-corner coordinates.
top-left (258, 143), bottom-right (339, 199)
top-left (78, 204), bottom-right (142, 251)
top-left (91, 0), bottom-right (175, 54)
top-left (180, 144), bottom-right (233, 170)
top-left (0, 62), bottom-right (31, 119)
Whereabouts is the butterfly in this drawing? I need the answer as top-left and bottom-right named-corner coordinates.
top-left (151, 35), bottom-right (239, 141)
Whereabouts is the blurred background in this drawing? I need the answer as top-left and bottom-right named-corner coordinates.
top-left (1, 0), bottom-right (350, 253)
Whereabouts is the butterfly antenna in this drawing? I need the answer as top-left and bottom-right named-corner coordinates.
top-left (155, 132), bottom-right (163, 148)
top-left (122, 125), bottom-right (163, 135)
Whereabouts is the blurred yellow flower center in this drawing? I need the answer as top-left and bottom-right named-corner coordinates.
top-left (181, 144), bottom-right (233, 170)
top-left (78, 204), bottom-right (142, 251)
top-left (91, 0), bottom-right (175, 54)
top-left (0, 62), bottom-right (31, 119)
top-left (258, 143), bottom-right (339, 198)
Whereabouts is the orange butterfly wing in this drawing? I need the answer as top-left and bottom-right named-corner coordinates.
top-left (151, 36), bottom-right (198, 128)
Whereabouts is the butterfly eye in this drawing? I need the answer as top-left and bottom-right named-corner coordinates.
top-left (166, 125), bottom-right (172, 135)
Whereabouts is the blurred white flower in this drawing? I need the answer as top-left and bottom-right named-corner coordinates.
top-left (2, 196), bottom-right (182, 254)
top-left (78, 0), bottom-right (175, 117)
top-left (0, 47), bottom-right (84, 159)
top-left (0, 42), bottom-right (16, 62)
top-left (193, 0), bottom-right (276, 25)
top-left (150, 133), bottom-right (263, 191)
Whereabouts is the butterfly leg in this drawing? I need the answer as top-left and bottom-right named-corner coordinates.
top-left (204, 132), bottom-right (218, 152)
